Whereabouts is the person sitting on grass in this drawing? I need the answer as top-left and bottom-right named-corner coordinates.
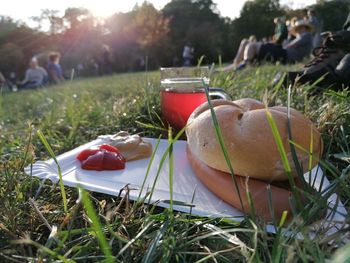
top-left (273, 17), bottom-right (288, 45)
top-left (47, 52), bottom-right (65, 84)
top-left (232, 35), bottom-right (259, 69)
top-left (18, 57), bottom-right (48, 90)
top-left (241, 19), bottom-right (313, 67)
top-left (0, 71), bottom-right (5, 87)
top-left (273, 12), bottom-right (350, 92)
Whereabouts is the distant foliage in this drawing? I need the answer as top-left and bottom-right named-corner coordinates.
top-left (128, 3), bottom-right (170, 50)
top-left (233, 0), bottom-right (285, 40)
top-left (312, 1), bottom-right (350, 31)
top-left (126, 2), bottom-right (170, 68)
top-left (0, 0), bottom-right (349, 78)
top-left (163, 0), bottom-right (229, 64)
top-left (0, 42), bottom-right (24, 73)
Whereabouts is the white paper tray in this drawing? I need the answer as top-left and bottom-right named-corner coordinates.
top-left (24, 135), bottom-right (347, 234)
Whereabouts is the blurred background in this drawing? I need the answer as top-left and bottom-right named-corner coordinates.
top-left (0, 0), bottom-right (349, 78)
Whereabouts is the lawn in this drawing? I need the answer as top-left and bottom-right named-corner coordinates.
top-left (0, 65), bottom-right (349, 262)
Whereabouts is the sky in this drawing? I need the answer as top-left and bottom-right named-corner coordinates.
top-left (1, 0), bottom-right (316, 28)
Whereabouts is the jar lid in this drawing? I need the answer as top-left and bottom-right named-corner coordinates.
top-left (161, 77), bottom-right (209, 91)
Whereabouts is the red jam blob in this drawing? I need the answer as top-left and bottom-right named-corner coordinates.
top-left (77, 144), bottom-right (125, 171)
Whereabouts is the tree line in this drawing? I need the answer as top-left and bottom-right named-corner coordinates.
top-left (0, 0), bottom-right (349, 78)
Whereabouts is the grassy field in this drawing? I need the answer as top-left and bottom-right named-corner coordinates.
top-left (0, 65), bottom-right (349, 262)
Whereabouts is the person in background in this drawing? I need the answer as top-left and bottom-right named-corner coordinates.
top-left (283, 17), bottom-right (298, 47)
top-left (233, 35), bottom-right (258, 68)
top-left (6, 71), bottom-right (18, 91)
top-left (76, 63), bottom-right (84, 77)
top-left (18, 57), bottom-right (48, 89)
top-left (244, 20), bottom-right (313, 65)
top-left (273, 17), bottom-right (288, 45)
top-left (0, 71), bottom-right (5, 87)
top-left (47, 52), bottom-right (64, 84)
top-left (307, 9), bottom-right (322, 48)
top-left (99, 44), bottom-right (113, 75)
top-left (273, 12), bottom-right (350, 92)
top-left (182, 41), bottom-right (194, 67)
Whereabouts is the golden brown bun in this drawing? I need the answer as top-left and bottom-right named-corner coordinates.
top-left (186, 99), bottom-right (323, 181)
top-left (187, 146), bottom-right (293, 221)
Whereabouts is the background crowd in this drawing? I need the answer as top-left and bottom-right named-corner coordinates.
top-left (231, 9), bottom-right (322, 70)
top-left (0, 0), bottom-right (349, 91)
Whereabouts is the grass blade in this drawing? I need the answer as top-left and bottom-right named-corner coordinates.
top-left (267, 184), bottom-right (277, 231)
top-left (197, 55), bottom-right (205, 67)
top-left (308, 125), bottom-right (314, 171)
top-left (245, 178), bottom-right (256, 222)
top-left (79, 188), bottom-right (114, 262)
top-left (37, 130), bottom-right (68, 214)
top-left (117, 222), bottom-right (153, 257)
top-left (265, 108), bottom-right (302, 210)
top-left (147, 127), bottom-right (186, 205)
top-left (278, 211), bottom-right (288, 228)
top-left (142, 220), bottom-right (170, 263)
top-left (137, 135), bottom-right (162, 201)
top-left (286, 85), bottom-right (308, 190)
top-left (202, 79), bottom-right (244, 212)
top-left (168, 127), bottom-right (174, 214)
top-left (265, 109), bottom-right (291, 173)
top-left (14, 238), bottom-right (72, 263)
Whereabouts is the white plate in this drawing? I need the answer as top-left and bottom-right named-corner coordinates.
top-left (25, 136), bottom-right (244, 219)
top-left (24, 135), bottom-right (347, 235)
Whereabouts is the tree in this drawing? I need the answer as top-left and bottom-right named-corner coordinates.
top-left (311, 0), bottom-right (350, 31)
top-left (104, 12), bottom-right (136, 71)
top-left (104, 6), bottom-right (170, 71)
top-left (128, 2), bottom-right (170, 51)
top-left (0, 17), bottom-right (52, 75)
top-left (163, 0), bottom-right (229, 64)
top-left (0, 43), bottom-right (24, 74)
top-left (228, 0), bottom-right (284, 56)
top-left (283, 1), bottom-right (350, 33)
top-left (64, 8), bottom-right (92, 30)
top-left (232, 0), bottom-right (284, 40)
top-left (0, 16), bottom-right (18, 39)
top-left (31, 9), bottom-right (64, 34)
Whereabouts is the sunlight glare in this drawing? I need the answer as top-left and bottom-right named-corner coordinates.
top-left (85, 1), bottom-right (137, 18)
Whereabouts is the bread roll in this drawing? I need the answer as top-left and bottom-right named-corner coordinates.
top-left (186, 99), bottom-right (323, 181)
top-left (187, 146), bottom-right (293, 221)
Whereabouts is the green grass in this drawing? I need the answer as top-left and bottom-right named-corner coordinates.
top-left (0, 66), bottom-right (349, 262)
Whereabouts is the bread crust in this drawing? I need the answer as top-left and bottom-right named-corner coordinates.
top-left (186, 99), bottom-right (323, 181)
top-left (187, 146), bottom-right (293, 221)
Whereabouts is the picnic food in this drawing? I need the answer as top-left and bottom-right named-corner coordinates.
top-left (77, 133), bottom-right (152, 171)
top-left (187, 147), bottom-right (293, 220)
top-left (186, 98), bottom-right (323, 220)
top-left (77, 144), bottom-right (125, 171)
top-left (104, 131), bottom-right (153, 161)
top-left (186, 98), bottom-right (323, 181)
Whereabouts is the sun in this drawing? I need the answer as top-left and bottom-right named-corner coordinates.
top-left (84, 1), bottom-right (138, 18)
